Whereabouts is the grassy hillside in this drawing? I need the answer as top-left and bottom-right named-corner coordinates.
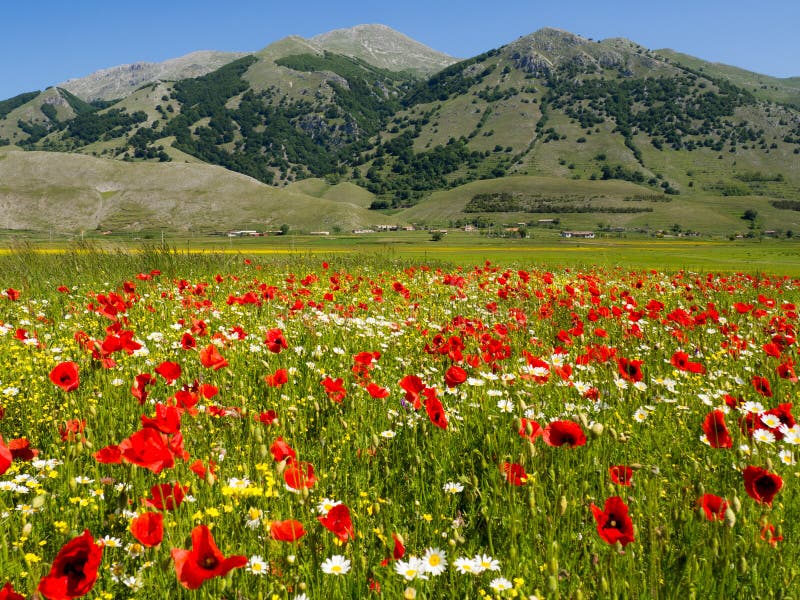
top-left (655, 49), bottom-right (800, 107)
top-left (0, 151), bottom-right (398, 233)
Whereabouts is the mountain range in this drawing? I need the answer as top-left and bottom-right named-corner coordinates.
top-left (1, 24), bottom-right (798, 236)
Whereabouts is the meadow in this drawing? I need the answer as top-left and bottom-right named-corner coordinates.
top-left (0, 244), bottom-right (798, 599)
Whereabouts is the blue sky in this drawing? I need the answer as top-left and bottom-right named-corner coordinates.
top-left (1, 0), bottom-right (797, 99)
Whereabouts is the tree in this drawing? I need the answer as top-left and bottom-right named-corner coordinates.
top-left (430, 231), bottom-right (444, 242)
top-left (279, 224), bottom-right (289, 235)
top-left (742, 209), bottom-right (758, 222)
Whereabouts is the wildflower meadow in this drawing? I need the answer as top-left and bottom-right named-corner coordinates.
top-left (0, 247), bottom-right (798, 599)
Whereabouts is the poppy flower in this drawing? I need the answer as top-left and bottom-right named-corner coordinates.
top-left (425, 392), bottom-right (448, 429)
top-left (702, 410), bottom-right (733, 449)
top-left (501, 462), bottom-right (527, 486)
top-left (590, 496), bottom-right (635, 546)
top-left (543, 420), bottom-right (586, 447)
top-left (118, 428), bottom-right (175, 473)
top-left (130, 512), bottom-right (164, 547)
top-left (670, 351), bottom-right (705, 374)
top-left (171, 524), bottom-right (247, 590)
top-left (4, 288), bottom-right (19, 301)
top-left (142, 482), bottom-right (188, 511)
top-left (265, 328), bottom-right (288, 353)
top-left (321, 377), bottom-right (347, 403)
top-left (518, 418), bottom-right (543, 441)
top-left (751, 376), bottom-right (772, 398)
top-left (270, 437), bottom-right (296, 463)
top-left (743, 466), bottom-right (783, 506)
top-left (444, 365), bottom-right (468, 388)
top-left (49, 362), bottom-right (80, 392)
top-left (180, 333), bottom-right (196, 350)
top-left (199, 344), bottom-right (228, 370)
top-left (318, 504), bottom-right (354, 542)
top-left (616, 357), bottom-right (643, 383)
top-left (155, 361), bottom-right (181, 384)
top-left (37, 529), bottom-right (103, 600)
top-left (269, 520), bottom-right (306, 542)
top-left (93, 445), bottom-right (122, 464)
top-left (365, 382), bottom-right (390, 399)
top-left (284, 461), bottom-right (316, 490)
top-left (131, 373), bottom-right (155, 405)
top-left (141, 403), bottom-right (182, 434)
top-left (264, 368), bottom-right (289, 388)
top-left (697, 494), bottom-right (728, 521)
top-left (760, 523), bottom-right (783, 547)
top-left (8, 437), bottom-right (38, 461)
top-left (254, 410), bottom-right (278, 425)
top-left (399, 374), bottom-right (425, 409)
top-left (609, 465), bottom-right (633, 486)
top-left (58, 420), bottom-right (86, 443)
top-left (0, 582), bottom-right (24, 600)
top-left (0, 436), bottom-right (11, 476)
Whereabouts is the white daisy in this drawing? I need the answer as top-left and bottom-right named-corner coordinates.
top-left (422, 547), bottom-right (447, 576)
top-left (321, 554), bottom-right (350, 575)
top-left (490, 577), bottom-right (513, 592)
top-left (474, 553), bottom-right (500, 573)
top-left (395, 557), bottom-right (428, 581)
top-left (317, 498), bottom-right (342, 515)
top-left (453, 557), bottom-right (479, 574)
top-left (246, 555), bottom-right (269, 576)
top-left (779, 449), bottom-right (796, 465)
top-left (753, 429), bottom-right (776, 444)
top-left (442, 481), bottom-right (464, 494)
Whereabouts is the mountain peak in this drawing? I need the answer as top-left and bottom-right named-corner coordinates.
top-left (310, 24), bottom-right (457, 75)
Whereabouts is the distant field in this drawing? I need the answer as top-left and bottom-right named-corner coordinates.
top-left (2, 230), bottom-right (798, 275)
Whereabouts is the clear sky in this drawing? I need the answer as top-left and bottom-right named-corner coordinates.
top-left (1, 0), bottom-right (797, 100)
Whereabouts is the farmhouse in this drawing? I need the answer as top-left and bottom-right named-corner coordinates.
top-left (561, 230), bottom-right (595, 239)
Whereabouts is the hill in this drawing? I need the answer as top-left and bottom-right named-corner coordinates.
top-left (0, 150), bottom-right (397, 233)
top-left (0, 25), bottom-right (799, 237)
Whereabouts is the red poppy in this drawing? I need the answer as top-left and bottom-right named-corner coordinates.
top-left (59, 419), bottom-right (86, 443)
top-left (8, 437), bottom-right (38, 461)
top-left (264, 368), bottom-right (289, 388)
top-left (269, 519), bottom-right (306, 542)
top-left (199, 344), bottom-right (228, 370)
top-left (697, 494), bottom-right (728, 521)
top-left (254, 410), bottom-right (278, 425)
top-left (37, 529), bottom-right (103, 600)
top-left (118, 428), bottom-right (175, 473)
top-left (425, 392), bottom-right (448, 429)
top-left (751, 376), bottom-right (772, 398)
top-left (189, 458), bottom-right (217, 479)
top-left (609, 465), bottom-right (633, 486)
top-left (518, 418), bottom-right (543, 441)
top-left (49, 362), bottom-right (79, 392)
top-left (142, 482), bottom-right (188, 511)
top-left (760, 523), bottom-right (783, 547)
top-left (543, 420), bottom-right (587, 447)
top-left (171, 524), bottom-right (247, 590)
top-left (270, 437), bottom-right (296, 463)
top-left (284, 461), bottom-right (316, 490)
top-left (616, 357), bottom-right (643, 383)
top-left (743, 466), bottom-right (783, 506)
top-left (399, 374), bottom-right (425, 409)
top-left (590, 496), bottom-right (635, 546)
top-left (501, 462), bottom-right (527, 486)
top-left (141, 404), bottom-right (182, 435)
top-left (318, 504), bottom-right (354, 542)
top-left (155, 361), bottom-right (181, 384)
top-left (131, 373), bottom-right (155, 405)
top-left (365, 382), bottom-right (390, 398)
top-left (93, 445), bottom-right (122, 464)
top-left (670, 351), bottom-right (705, 374)
top-left (777, 360), bottom-right (798, 382)
top-left (130, 512), bottom-right (164, 547)
top-left (0, 436), bottom-right (11, 476)
top-left (4, 288), bottom-right (19, 301)
top-left (321, 377), bottom-right (347, 403)
top-left (0, 582), bottom-right (24, 600)
top-left (444, 365), bottom-right (468, 388)
top-left (702, 410), bottom-right (733, 449)
top-left (180, 332), bottom-right (197, 350)
top-left (265, 328), bottom-right (288, 353)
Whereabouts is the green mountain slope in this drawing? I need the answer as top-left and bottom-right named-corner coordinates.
top-left (1, 25), bottom-right (799, 236)
top-left (655, 49), bottom-right (800, 107)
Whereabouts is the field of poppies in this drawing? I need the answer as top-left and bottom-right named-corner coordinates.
top-left (0, 246), bottom-right (798, 599)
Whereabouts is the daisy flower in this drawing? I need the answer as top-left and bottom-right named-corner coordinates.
top-left (317, 498), bottom-right (342, 515)
top-left (474, 553), bottom-right (501, 573)
top-left (246, 555), bottom-right (269, 576)
top-left (490, 577), bottom-right (513, 592)
top-left (779, 449), bottom-right (796, 465)
top-left (442, 481), bottom-right (464, 494)
top-left (454, 557), bottom-right (479, 574)
top-left (497, 399), bottom-right (514, 413)
top-left (753, 429), bottom-right (776, 444)
top-left (422, 547), bottom-right (447, 576)
top-left (395, 557), bottom-right (428, 581)
top-left (321, 554), bottom-right (351, 575)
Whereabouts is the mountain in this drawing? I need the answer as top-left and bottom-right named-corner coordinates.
top-left (655, 49), bottom-right (800, 108)
top-left (1, 25), bottom-right (799, 236)
top-left (58, 51), bottom-right (250, 102)
top-left (311, 24), bottom-right (457, 75)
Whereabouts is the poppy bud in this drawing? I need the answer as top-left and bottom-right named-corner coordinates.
top-left (258, 444), bottom-right (268, 459)
top-left (601, 577), bottom-right (609, 593)
top-left (253, 428), bottom-right (263, 443)
top-left (766, 457), bottom-right (774, 471)
top-left (547, 576), bottom-right (558, 593)
top-left (590, 422), bottom-right (604, 438)
top-left (738, 556), bottom-right (748, 574)
top-left (548, 556), bottom-right (559, 575)
top-left (558, 496), bottom-right (568, 515)
top-left (22, 522), bottom-right (33, 537)
top-left (694, 481), bottom-right (704, 495)
top-left (732, 495), bottom-right (741, 513)
top-left (724, 508), bottom-right (736, 528)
